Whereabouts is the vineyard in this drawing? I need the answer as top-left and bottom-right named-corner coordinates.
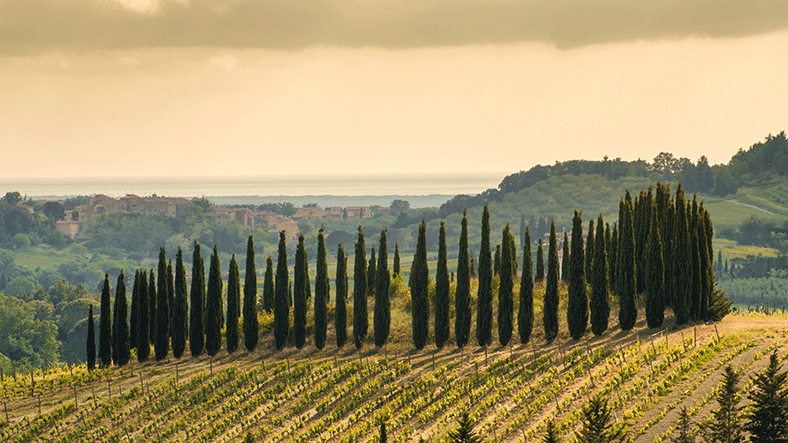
top-left (2, 312), bottom-right (786, 443)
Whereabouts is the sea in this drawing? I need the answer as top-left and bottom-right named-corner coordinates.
top-left (2, 172), bottom-right (504, 208)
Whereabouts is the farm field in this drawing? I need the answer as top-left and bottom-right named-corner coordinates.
top-left (2, 312), bottom-right (786, 443)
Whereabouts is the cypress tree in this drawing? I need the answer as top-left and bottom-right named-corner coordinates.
top-left (172, 248), bottom-right (188, 359)
top-left (585, 219), bottom-right (594, 279)
top-left (498, 224), bottom-right (514, 346)
top-left (336, 244), bottom-right (348, 349)
top-left (353, 226), bottom-right (368, 349)
top-left (263, 256), bottom-right (274, 313)
top-left (535, 238), bottom-right (545, 283)
top-left (189, 242), bottom-right (205, 357)
top-left (155, 249), bottom-right (170, 361)
top-left (520, 214), bottom-right (527, 250)
top-left (469, 253), bottom-right (477, 279)
top-left (567, 211), bottom-right (587, 341)
top-left (112, 271), bottom-right (129, 366)
top-left (699, 206), bottom-right (713, 321)
top-left (609, 223), bottom-right (618, 294)
top-left (243, 237), bottom-right (259, 352)
top-left (435, 221), bottom-right (450, 349)
top-left (205, 245), bottom-right (223, 356)
top-left (167, 260), bottom-right (174, 337)
top-left (393, 242), bottom-right (401, 277)
top-left (690, 196), bottom-right (702, 321)
top-left (645, 203), bottom-right (665, 329)
top-left (744, 351), bottom-right (788, 442)
top-left (673, 184), bottom-right (691, 324)
top-left (129, 270), bottom-right (139, 351)
top-left (544, 220), bottom-right (560, 342)
top-left (137, 271), bottom-right (150, 362)
top-left (374, 229), bottom-right (390, 348)
top-left (635, 189), bottom-right (653, 295)
top-left (618, 192), bottom-right (638, 330)
top-left (509, 227), bottom-right (518, 277)
top-left (148, 268), bottom-right (156, 345)
top-left (226, 254), bottom-right (240, 353)
top-left (315, 228), bottom-right (329, 350)
top-left (411, 219), bottom-right (430, 350)
top-left (368, 245), bottom-right (377, 299)
top-left (494, 244), bottom-right (501, 276)
top-left (294, 235), bottom-right (308, 349)
top-left (519, 226), bottom-right (534, 344)
top-left (455, 209), bottom-right (472, 348)
top-left (99, 274), bottom-right (112, 369)
top-left (561, 231), bottom-right (570, 283)
top-left (87, 304), bottom-right (96, 372)
top-left (274, 232), bottom-right (289, 350)
top-left (590, 214), bottom-right (610, 336)
top-left (476, 204), bottom-right (493, 347)
top-left (702, 365), bottom-right (744, 443)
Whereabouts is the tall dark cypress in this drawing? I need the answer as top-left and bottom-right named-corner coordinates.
top-left (535, 238), bottom-right (545, 283)
top-left (645, 203), bottom-right (664, 328)
top-left (498, 224), bottom-right (514, 346)
top-left (561, 231), bottom-right (570, 283)
top-left (263, 256), bottom-right (275, 313)
top-left (609, 223), bottom-right (618, 294)
top-left (155, 248), bottom-right (170, 361)
top-left (455, 209), bottom-right (472, 348)
top-left (435, 221), bottom-right (450, 349)
top-left (493, 244), bottom-right (501, 276)
top-left (374, 229), bottom-right (390, 348)
top-left (87, 304), bottom-right (96, 372)
top-left (368, 245), bottom-right (377, 299)
top-left (274, 232), bottom-right (289, 350)
top-left (189, 242), bottom-right (205, 357)
top-left (99, 274), bottom-right (112, 368)
top-left (353, 227), bottom-right (368, 349)
top-left (112, 271), bottom-right (129, 366)
top-left (172, 248), bottom-right (188, 359)
top-left (205, 245), bottom-right (223, 356)
top-left (335, 244), bottom-right (348, 349)
top-left (148, 269), bottom-right (156, 345)
top-left (518, 226), bottom-right (534, 344)
top-left (567, 211), bottom-right (588, 340)
top-left (690, 195), bottom-right (701, 320)
top-left (544, 220), bottom-right (560, 342)
top-left (585, 219), bottom-right (595, 279)
top-left (469, 253), bottom-right (477, 279)
top-left (618, 191), bottom-right (638, 330)
top-left (393, 242), bottom-right (401, 277)
top-left (243, 237), bottom-right (259, 352)
top-left (673, 184), bottom-right (691, 324)
top-left (411, 220), bottom-right (430, 350)
top-left (137, 271), bottom-right (150, 362)
top-left (315, 228), bottom-right (329, 350)
top-left (167, 260), bottom-right (174, 337)
top-left (590, 214), bottom-right (610, 336)
top-left (698, 206), bottom-right (712, 321)
top-left (520, 214), bottom-right (526, 250)
top-left (476, 204), bottom-right (493, 347)
top-left (226, 254), bottom-right (241, 353)
top-left (293, 235), bottom-right (308, 349)
top-left (129, 270), bottom-right (139, 351)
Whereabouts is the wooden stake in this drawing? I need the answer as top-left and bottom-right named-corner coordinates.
top-left (485, 347), bottom-right (488, 366)
top-left (74, 385), bottom-right (78, 408)
top-left (432, 351), bottom-right (436, 372)
top-left (714, 324), bottom-right (720, 342)
top-left (210, 357), bottom-right (213, 376)
top-left (681, 331), bottom-right (685, 350)
top-left (139, 371), bottom-right (144, 393)
top-left (38, 394), bottom-right (41, 415)
top-left (694, 327), bottom-right (697, 348)
top-left (4, 401), bottom-right (8, 422)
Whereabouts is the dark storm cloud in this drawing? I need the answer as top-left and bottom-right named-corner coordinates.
top-left (2, 0), bottom-right (787, 55)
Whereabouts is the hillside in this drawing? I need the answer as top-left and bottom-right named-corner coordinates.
top-left (2, 309), bottom-right (786, 443)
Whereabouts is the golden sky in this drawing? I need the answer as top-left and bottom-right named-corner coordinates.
top-left (1, 0), bottom-right (787, 178)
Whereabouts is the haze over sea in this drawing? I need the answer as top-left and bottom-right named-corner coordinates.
top-left (3, 172), bottom-right (504, 208)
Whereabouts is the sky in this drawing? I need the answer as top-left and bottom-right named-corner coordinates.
top-left (1, 0), bottom-right (787, 179)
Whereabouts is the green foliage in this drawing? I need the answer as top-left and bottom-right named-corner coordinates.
top-left (618, 191), bottom-right (638, 330)
top-left (456, 209), bottom-right (472, 349)
top-left (535, 239), bottom-right (545, 283)
top-left (645, 203), bottom-right (665, 329)
top-left (435, 221), bottom-right (450, 349)
top-left (498, 224), bottom-right (514, 346)
top-left (148, 269), bottom-right (156, 345)
top-left (263, 256), bottom-right (274, 313)
top-left (476, 204), bottom-right (493, 347)
top-left (314, 228), bottom-right (329, 350)
top-left (353, 226), bottom-right (368, 349)
top-left (568, 211), bottom-right (588, 340)
top-left (544, 220), bottom-right (560, 342)
top-left (393, 242), bottom-right (401, 277)
top-left (411, 220), bottom-right (430, 350)
top-left (274, 232), bottom-right (289, 350)
top-left (86, 304), bottom-right (95, 371)
top-left (99, 274), bottom-right (111, 368)
top-left (368, 245), bottom-right (377, 300)
top-left (518, 226), bottom-right (534, 344)
top-left (672, 407), bottom-right (694, 443)
top-left (172, 247), bottom-right (188, 358)
top-left (0, 292), bottom-right (60, 372)
top-left (701, 365), bottom-right (744, 443)
top-left (374, 229), bottom-right (390, 348)
top-left (155, 248), bottom-right (170, 360)
top-left (112, 271), bottom-right (129, 366)
top-left (590, 214), bottom-right (610, 336)
top-left (673, 184), bottom-right (691, 325)
top-left (335, 244), bottom-right (348, 349)
top-left (205, 245), bottom-right (223, 356)
top-left (562, 231), bottom-right (570, 282)
top-left (137, 270), bottom-right (150, 362)
top-left (293, 235), bottom-right (308, 349)
top-left (542, 419), bottom-right (561, 443)
top-left (744, 351), bottom-right (788, 443)
top-left (575, 395), bottom-right (628, 443)
top-left (448, 411), bottom-right (483, 443)
top-left (226, 254), bottom-right (241, 353)
top-left (189, 242), bottom-right (205, 357)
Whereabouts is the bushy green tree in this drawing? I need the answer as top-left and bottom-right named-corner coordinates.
top-left (456, 209), bottom-right (472, 348)
top-left (374, 229), bottom-right (390, 348)
top-left (567, 211), bottom-right (587, 340)
top-left (205, 245), bottom-right (223, 356)
top-left (476, 204), bottom-right (493, 347)
top-left (645, 204), bottom-right (665, 329)
top-left (519, 226), bottom-right (534, 344)
top-left (618, 191), bottom-right (637, 330)
top-left (590, 214), bottom-right (610, 336)
top-left (575, 396), bottom-right (627, 443)
top-left (263, 256), bottom-right (274, 313)
top-left (189, 242), bottom-right (205, 357)
top-left (702, 365), bottom-right (744, 443)
top-left (172, 248), bottom-right (188, 359)
top-left (542, 419), bottom-right (561, 443)
top-left (87, 304), bottom-right (96, 372)
top-left (315, 228), bottom-right (329, 350)
top-left (544, 220), bottom-right (560, 342)
top-left (673, 184), bottom-right (691, 325)
top-left (435, 221), bottom-right (450, 349)
top-left (137, 271), bottom-right (150, 362)
top-left (226, 254), bottom-right (241, 353)
top-left (448, 411), bottom-right (483, 443)
top-left (411, 220), bottom-right (430, 349)
top-left (335, 244), bottom-right (348, 349)
top-left (99, 274), bottom-right (112, 368)
top-left (744, 351), bottom-right (788, 443)
top-left (353, 227), bottom-right (368, 349)
top-left (274, 232), bottom-right (289, 350)
top-left (498, 224), bottom-right (514, 346)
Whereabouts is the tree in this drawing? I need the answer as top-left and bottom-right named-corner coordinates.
top-left (590, 214), bottom-right (609, 336)
top-left (585, 219), bottom-right (595, 279)
top-left (137, 271), bottom-right (150, 362)
top-left (263, 256), bottom-right (275, 313)
top-left (542, 419), bottom-right (561, 443)
top-left (172, 248), bottom-right (188, 359)
top-left (618, 192), bottom-right (638, 331)
top-left (148, 269), bottom-right (157, 345)
top-left (744, 351), bottom-right (788, 443)
top-left (702, 365), bottom-right (744, 443)
top-left (544, 220), bottom-right (560, 342)
top-left (155, 249), bottom-right (170, 361)
top-left (494, 244), bottom-right (501, 276)
top-left (393, 242), bottom-right (401, 277)
top-left (294, 235), bottom-right (308, 349)
top-left (567, 211), bottom-right (588, 340)
top-left (390, 199), bottom-right (410, 216)
top-left (645, 204), bottom-right (665, 329)
top-left (189, 242), bottom-right (205, 357)
top-left (575, 395), bottom-right (627, 443)
top-left (2, 191), bottom-right (21, 206)
top-left (368, 245), bottom-right (377, 299)
top-left (336, 244), bottom-right (348, 349)
top-left (274, 232), bottom-right (289, 350)
top-left (448, 411), bottom-right (483, 443)
top-left (379, 420), bottom-right (387, 443)
top-left (374, 229), bottom-right (390, 348)
top-left (315, 228), bottom-right (329, 350)
top-left (167, 260), bottom-right (174, 337)
top-left (411, 220), bottom-right (430, 350)
top-left (673, 184), bottom-right (691, 325)
top-left (456, 209), bottom-right (472, 348)
top-left (435, 221), bottom-right (450, 349)
top-left (562, 231), bottom-right (570, 283)
top-left (205, 245), bottom-right (223, 356)
top-left (476, 204), bottom-right (493, 347)
top-left (519, 226), bottom-right (534, 344)
top-left (112, 271), bottom-right (130, 366)
top-left (99, 274), bottom-right (112, 369)
top-left (672, 407), bottom-right (694, 443)
top-left (226, 254), bottom-right (241, 353)
top-left (242, 237), bottom-right (259, 352)
top-left (498, 224), bottom-right (514, 346)
top-left (87, 304), bottom-right (96, 372)
top-left (609, 223), bottom-right (618, 294)
top-left (535, 238), bottom-right (545, 283)
top-left (129, 270), bottom-right (140, 351)
top-left (353, 227), bottom-right (368, 349)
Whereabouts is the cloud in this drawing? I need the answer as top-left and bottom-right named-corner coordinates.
top-left (1, 0), bottom-right (787, 55)
top-left (209, 53), bottom-right (239, 72)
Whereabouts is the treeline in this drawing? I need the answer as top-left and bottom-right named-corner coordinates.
top-left (86, 182), bottom-right (731, 371)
